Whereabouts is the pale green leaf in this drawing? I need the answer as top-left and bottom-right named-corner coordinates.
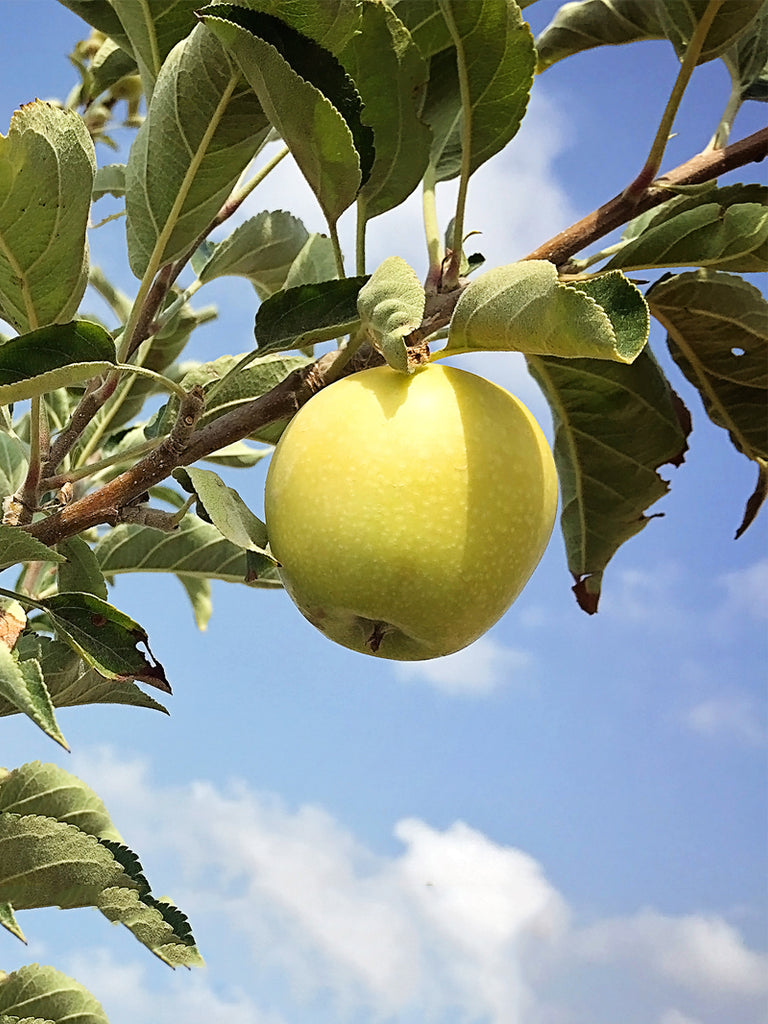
top-left (0, 901), bottom-right (25, 943)
top-left (103, 0), bottom-right (200, 97)
top-left (446, 262), bottom-right (649, 362)
top-left (55, 536), bottom-right (108, 600)
top-left (0, 102), bottom-right (95, 333)
top-left (0, 527), bottom-right (65, 574)
top-left (647, 269), bottom-right (768, 534)
top-left (126, 23), bottom-right (270, 278)
top-left (89, 37), bottom-right (138, 99)
top-left (425, 0), bottom-right (536, 181)
top-left (0, 646), bottom-right (68, 750)
top-left (723, 2), bottom-right (768, 101)
top-left (0, 964), bottom-right (109, 1024)
top-left (341, 0), bottom-right (432, 221)
top-left (357, 257), bottom-right (426, 372)
top-left (94, 514), bottom-right (282, 588)
top-left (177, 574), bottom-right (212, 630)
top-left (179, 466), bottom-right (270, 553)
top-left (0, 761), bottom-right (121, 842)
top-left (97, 887), bottom-right (203, 968)
top-left (203, 5), bottom-right (373, 227)
top-left (92, 162), bottom-right (126, 200)
top-left (391, 0), bottom-right (453, 58)
top-left (202, 440), bottom-right (270, 468)
top-left (0, 435), bottom-right (27, 502)
top-left (283, 233), bottom-right (338, 289)
top-left (197, 210), bottom-right (310, 297)
top-left (528, 347), bottom-right (690, 612)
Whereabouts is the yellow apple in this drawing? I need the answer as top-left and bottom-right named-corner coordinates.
top-left (264, 362), bottom-right (558, 660)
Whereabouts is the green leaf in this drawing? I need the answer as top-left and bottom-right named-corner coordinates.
top-left (0, 321), bottom-right (117, 405)
top-left (0, 964), bottom-right (109, 1024)
top-left (96, 886), bottom-right (203, 968)
top-left (92, 162), bottom-right (126, 200)
top-left (283, 233), bottom-right (338, 289)
top-left (202, 439), bottom-right (269, 468)
top-left (55, 536), bottom-right (108, 600)
top-left (203, 4), bottom-right (374, 226)
top-left (528, 347), bottom-right (691, 612)
top-left (391, 0), bottom-right (454, 58)
top-left (0, 101), bottom-right (95, 333)
top-left (536, 0), bottom-right (664, 70)
top-left (125, 23), bottom-right (271, 279)
top-left (89, 38), bottom-right (138, 99)
top-left (357, 257), bottom-right (426, 372)
top-left (657, 0), bottom-right (765, 64)
top-left (197, 210), bottom-right (310, 297)
top-left (426, 0), bottom-right (535, 181)
top-left (56, 0), bottom-right (134, 54)
top-left (0, 435), bottom-right (27, 503)
top-left (647, 269), bottom-right (768, 535)
top-left (340, 1), bottom-right (432, 221)
top-left (723, 3), bottom-right (768, 101)
top-left (177, 574), bottom-right (212, 631)
top-left (37, 593), bottom-right (171, 692)
top-left (177, 466), bottom-right (271, 553)
top-left (605, 185), bottom-right (768, 273)
top-left (0, 527), bottom-right (65, 574)
top-left (254, 277), bottom-right (368, 354)
top-left (0, 761), bottom-right (121, 841)
top-left (214, 0), bottom-right (363, 53)
top-left (0, 645), bottom-right (67, 750)
top-left (0, 900), bottom-right (25, 943)
top-left (94, 514), bottom-right (283, 590)
top-left (107, 0), bottom-right (200, 97)
top-left (445, 262), bottom-right (649, 362)
top-left (3, 636), bottom-right (168, 717)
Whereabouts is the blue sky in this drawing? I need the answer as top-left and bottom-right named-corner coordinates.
top-left (1, 3), bottom-right (767, 1024)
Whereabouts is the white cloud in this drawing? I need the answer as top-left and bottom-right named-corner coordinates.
top-left (718, 559), bottom-right (768, 622)
top-left (394, 635), bottom-right (534, 695)
top-left (62, 749), bottom-right (767, 1024)
top-left (683, 694), bottom-right (766, 746)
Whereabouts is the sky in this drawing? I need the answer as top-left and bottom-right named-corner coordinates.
top-left (1, 3), bottom-right (767, 1024)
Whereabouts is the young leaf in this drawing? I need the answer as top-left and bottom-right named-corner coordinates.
top-left (0, 964), bottom-right (109, 1024)
top-left (0, 527), bottom-right (66, 575)
top-left (340, 0), bottom-right (432, 221)
top-left (0, 645), bottom-right (68, 750)
top-left (197, 210), bottom-right (310, 297)
top-left (647, 269), bottom-right (768, 535)
top-left (126, 23), bottom-right (271, 278)
top-left (0, 761), bottom-right (121, 842)
top-left (176, 466), bottom-right (270, 553)
top-left (357, 257), bottom-right (426, 372)
top-left (37, 593), bottom-right (171, 692)
top-left (55, 536), bottom-right (109, 600)
top-left (605, 184), bottom-right (768, 273)
top-left (0, 102), bottom-right (95, 333)
top-left (254, 277), bottom-right (369, 354)
top-left (445, 262), bottom-right (649, 362)
top-left (202, 5), bottom-right (374, 227)
top-left (107, 0), bottom-right (200, 97)
top-left (94, 514), bottom-right (283, 590)
top-left (0, 321), bottom-right (116, 406)
top-left (528, 347), bottom-right (691, 612)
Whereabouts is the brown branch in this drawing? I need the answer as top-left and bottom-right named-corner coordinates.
top-left (525, 126), bottom-right (768, 267)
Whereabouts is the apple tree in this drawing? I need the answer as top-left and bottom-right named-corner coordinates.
top-left (0, 0), bottom-right (766, 1016)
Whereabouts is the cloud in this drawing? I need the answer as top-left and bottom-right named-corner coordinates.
top-left (394, 635), bottom-right (534, 695)
top-left (718, 559), bottom-right (768, 623)
top-left (683, 693), bottom-right (766, 746)
top-left (59, 748), bottom-right (767, 1024)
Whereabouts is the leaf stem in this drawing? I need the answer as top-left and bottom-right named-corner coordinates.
top-left (329, 222), bottom-right (346, 279)
top-left (355, 201), bottom-right (368, 277)
top-left (707, 77), bottom-right (742, 151)
top-left (422, 166), bottom-right (443, 293)
top-left (626, 0), bottom-right (725, 198)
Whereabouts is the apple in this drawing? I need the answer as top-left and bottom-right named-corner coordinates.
top-left (264, 362), bottom-right (558, 660)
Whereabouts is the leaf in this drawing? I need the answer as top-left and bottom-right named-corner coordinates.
top-left (92, 162), bottom-right (126, 200)
top-left (0, 527), bottom-right (66, 574)
top-left (125, 23), bottom-right (271, 279)
top-left (656, 0), bottom-right (765, 64)
top-left (0, 321), bottom-right (116, 405)
top-left (254, 277), bottom-right (368, 354)
top-left (107, 0), bottom-right (201, 97)
top-left (203, 4), bottom-right (374, 226)
top-left (55, 536), bottom-right (108, 600)
top-left (536, 0), bottom-right (664, 70)
top-left (197, 210), bottom-right (310, 297)
top-left (647, 269), bottom-right (768, 534)
top-left (37, 593), bottom-right (171, 692)
top-left (0, 645), bottom-right (68, 750)
top-left (426, 0), bottom-right (536, 181)
top-left (0, 964), bottom-right (109, 1024)
top-left (2, 636), bottom-right (168, 717)
top-left (529, 347), bottom-right (691, 612)
top-left (340, 0), bottom-right (432, 221)
top-left (446, 262), bottom-right (649, 362)
top-left (0, 900), bottom-right (25, 943)
top-left (0, 435), bottom-right (27, 502)
top-left (89, 38), bottom-right (138, 99)
top-left (94, 514), bottom-right (282, 589)
top-left (605, 184), bottom-right (768, 273)
top-left (391, 0), bottom-right (454, 58)
top-left (56, 0), bottom-right (134, 53)
top-left (211, 0), bottom-right (363, 54)
top-left (0, 101), bottom-right (95, 333)
top-left (96, 887), bottom-right (203, 968)
top-left (357, 257), bottom-right (426, 372)
top-left (723, 3), bottom-right (768, 101)
top-left (176, 466), bottom-right (270, 553)
top-left (177, 574), bottom-right (212, 630)
top-left (202, 440), bottom-right (269, 468)
top-left (283, 233), bottom-right (338, 289)
top-left (0, 761), bottom-right (121, 842)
